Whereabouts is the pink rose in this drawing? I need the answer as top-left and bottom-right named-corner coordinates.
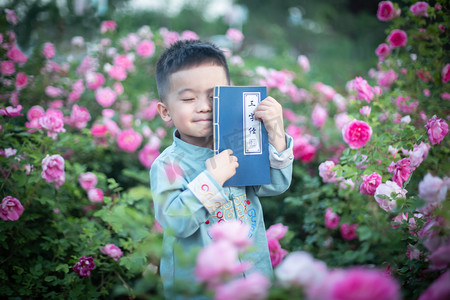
top-left (215, 272), bottom-right (270, 300)
top-left (388, 158), bottom-right (411, 187)
top-left (410, 2), bottom-right (428, 17)
top-left (342, 119), bottom-right (372, 149)
top-left (5, 8), bottom-right (18, 25)
top-left (340, 223), bottom-right (358, 241)
top-left (86, 72), bottom-right (105, 90)
top-left (108, 65), bottom-right (127, 81)
top-left (1, 196), bottom-right (24, 221)
top-left (117, 128), bottom-right (142, 152)
top-left (441, 64), bottom-right (450, 83)
top-left (70, 104), bottom-right (91, 129)
top-left (318, 161), bottom-right (338, 183)
top-left (138, 143), bottom-right (160, 169)
top-left (73, 256), bottom-right (95, 277)
top-left (360, 172), bottom-right (382, 195)
top-left (387, 29), bottom-right (408, 48)
top-left (7, 46), bottom-right (28, 64)
top-left (314, 82), bottom-right (336, 100)
top-left (15, 72), bottom-right (28, 89)
top-left (42, 42), bottom-right (55, 59)
top-left (377, 69), bottom-right (398, 88)
top-left (374, 181), bottom-right (406, 212)
top-left (180, 30), bottom-right (199, 41)
top-left (360, 106), bottom-right (371, 116)
top-left (334, 112), bottom-right (352, 130)
top-left (352, 76), bottom-right (374, 102)
top-left (375, 43), bottom-right (391, 60)
top-left (45, 86), bottom-right (62, 98)
top-left (95, 87), bottom-right (117, 108)
top-left (325, 208), bottom-right (340, 229)
top-left (161, 29), bottom-right (179, 47)
top-left (100, 244), bottom-right (123, 261)
top-left (268, 238), bottom-right (288, 267)
top-left (329, 268), bottom-right (400, 300)
top-left (209, 220), bottom-right (252, 251)
top-left (377, 1), bottom-right (396, 21)
top-left (406, 244), bottom-right (421, 261)
top-left (226, 28), bottom-right (244, 43)
top-left (425, 115), bottom-right (448, 145)
top-left (428, 244), bottom-right (450, 270)
top-left (100, 20), bottom-right (116, 33)
top-left (418, 270), bottom-right (450, 300)
top-left (91, 124), bottom-right (107, 137)
top-left (113, 54), bottom-right (134, 70)
top-left (26, 105), bottom-right (45, 129)
top-left (292, 138), bottom-right (316, 162)
top-left (195, 240), bottom-right (250, 289)
top-left (311, 103), bottom-right (328, 128)
top-left (78, 172), bottom-right (98, 190)
top-left (408, 142), bottom-right (430, 170)
top-left (297, 55), bottom-right (310, 72)
top-left (88, 188), bottom-right (104, 202)
top-left (396, 96), bottom-right (418, 114)
top-left (418, 173), bottom-right (447, 206)
top-left (0, 105), bottom-right (23, 117)
top-left (41, 154), bottom-right (65, 188)
top-left (39, 109), bottom-right (66, 139)
top-left (1, 60), bottom-right (15, 75)
top-left (136, 40), bottom-right (155, 58)
top-left (266, 223), bottom-right (288, 241)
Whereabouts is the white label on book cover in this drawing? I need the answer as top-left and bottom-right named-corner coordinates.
top-left (243, 92), bottom-right (262, 155)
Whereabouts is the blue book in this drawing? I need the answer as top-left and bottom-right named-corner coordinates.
top-left (213, 86), bottom-right (271, 187)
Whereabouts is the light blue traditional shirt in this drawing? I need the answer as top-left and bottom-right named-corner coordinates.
top-left (150, 131), bottom-right (293, 299)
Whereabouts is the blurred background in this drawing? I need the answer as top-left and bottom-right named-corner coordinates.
top-left (0, 0), bottom-right (387, 89)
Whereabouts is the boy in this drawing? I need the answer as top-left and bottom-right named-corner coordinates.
top-left (150, 40), bottom-right (293, 299)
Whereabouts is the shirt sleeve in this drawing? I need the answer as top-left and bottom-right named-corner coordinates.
top-left (150, 159), bottom-right (228, 239)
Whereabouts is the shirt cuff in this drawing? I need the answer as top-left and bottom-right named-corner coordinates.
top-left (269, 133), bottom-right (294, 169)
top-left (187, 171), bottom-right (228, 214)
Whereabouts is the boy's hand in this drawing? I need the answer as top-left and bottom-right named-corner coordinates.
top-left (206, 149), bottom-right (239, 186)
top-left (254, 96), bottom-right (287, 152)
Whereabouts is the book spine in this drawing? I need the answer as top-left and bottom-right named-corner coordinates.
top-left (213, 86), bottom-right (220, 155)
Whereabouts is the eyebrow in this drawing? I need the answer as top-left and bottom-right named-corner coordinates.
top-left (177, 87), bottom-right (215, 95)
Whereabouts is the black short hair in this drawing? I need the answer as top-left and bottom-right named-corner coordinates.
top-left (156, 40), bottom-right (230, 102)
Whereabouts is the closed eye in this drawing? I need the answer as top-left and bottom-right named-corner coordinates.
top-left (181, 98), bottom-right (194, 102)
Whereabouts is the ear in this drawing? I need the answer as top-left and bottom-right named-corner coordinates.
top-left (157, 101), bottom-right (172, 122)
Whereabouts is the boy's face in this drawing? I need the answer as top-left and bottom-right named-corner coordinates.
top-left (157, 64), bottom-right (229, 148)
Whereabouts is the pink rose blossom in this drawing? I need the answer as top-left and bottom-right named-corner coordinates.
top-left (318, 161), bottom-right (338, 183)
top-left (329, 268), bottom-right (400, 300)
top-left (406, 244), bottom-right (421, 261)
top-left (226, 28), bottom-right (244, 43)
top-left (311, 103), bottom-right (328, 128)
top-left (377, 1), bottom-right (396, 21)
top-left (377, 69), bottom-right (398, 88)
top-left (418, 173), bottom-right (447, 206)
top-left (388, 158), bottom-right (411, 187)
top-left (113, 54), bottom-right (134, 71)
top-left (408, 142), bottom-right (430, 170)
top-left (375, 43), bottom-right (391, 60)
top-left (5, 9), bottom-right (18, 25)
top-left (360, 172), bottom-right (382, 195)
top-left (360, 106), bottom-right (371, 116)
top-left (292, 137), bottom-right (316, 162)
top-left (266, 223), bottom-right (288, 240)
top-left (1, 196), bottom-right (24, 221)
top-left (387, 29), bottom-right (408, 48)
top-left (42, 42), bottom-right (55, 59)
top-left (95, 87), bottom-right (117, 108)
top-left (428, 244), bottom-right (450, 270)
top-left (138, 143), bottom-right (160, 169)
top-left (108, 65), bottom-right (127, 81)
top-left (180, 30), bottom-right (199, 41)
top-left (410, 2), bottom-right (428, 17)
top-left (195, 240), bottom-right (250, 289)
top-left (342, 119), bottom-right (372, 149)
top-left (91, 124), bottom-right (108, 137)
top-left (15, 72), bottom-right (28, 89)
top-left (104, 119), bottom-right (120, 138)
top-left (88, 188), bottom-right (104, 203)
top-left (396, 96), bottom-right (418, 114)
top-left (100, 20), bottom-right (116, 33)
top-left (425, 115), bottom-right (448, 145)
top-left (0, 148), bottom-right (17, 158)
top-left (325, 208), bottom-right (340, 229)
top-left (268, 238), bottom-right (288, 267)
top-left (374, 181), bottom-right (407, 212)
top-left (418, 270), bottom-right (450, 300)
top-left (215, 272), bottom-right (270, 300)
top-left (297, 55), bottom-right (310, 72)
top-left (0, 105), bottom-right (23, 117)
top-left (1, 60), bottom-right (15, 75)
top-left (45, 86), bottom-right (62, 98)
top-left (86, 72), bottom-right (105, 90)
top-left (352, 76), bottom-right (374, 102)
top-left (69, 104), bottom-right (91, 129)
top-left (73, 256), bottom-right (95, 277)
top-left (423, 89), bottom-right (431, 97)
top-left (39, 109), bottom-right (65, 139)
top-left (7, 46), bottom-right (28, 64)
top-left (78, 172), bottom-right (98, 190)
top-left (314, 82), bottom-right (336, 100)
top-left (136, 40), bottom-right (155, 58)
top-left (441, 64), bottom-right (450, 83)
top-left (117, 128), bottom-right (142, 152)
top-left (334, 112), bottom-right (351, 130)
top-left (100, 244), bottom-right (123, 261)
top-left (41, 154), bottom-right (65, 188)
top-left (26, 105), bottom-right (45, 129)
top-left (209, 220), bottom-right (252, 251)
top-left (340, 223), bottom-right (358, 241)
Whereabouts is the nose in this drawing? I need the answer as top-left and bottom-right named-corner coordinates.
top-left (197, 94), bottom-right (212, 112)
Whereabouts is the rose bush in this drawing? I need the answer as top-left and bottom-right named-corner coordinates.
top-left (0, 0), bottom-right (449, 299)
